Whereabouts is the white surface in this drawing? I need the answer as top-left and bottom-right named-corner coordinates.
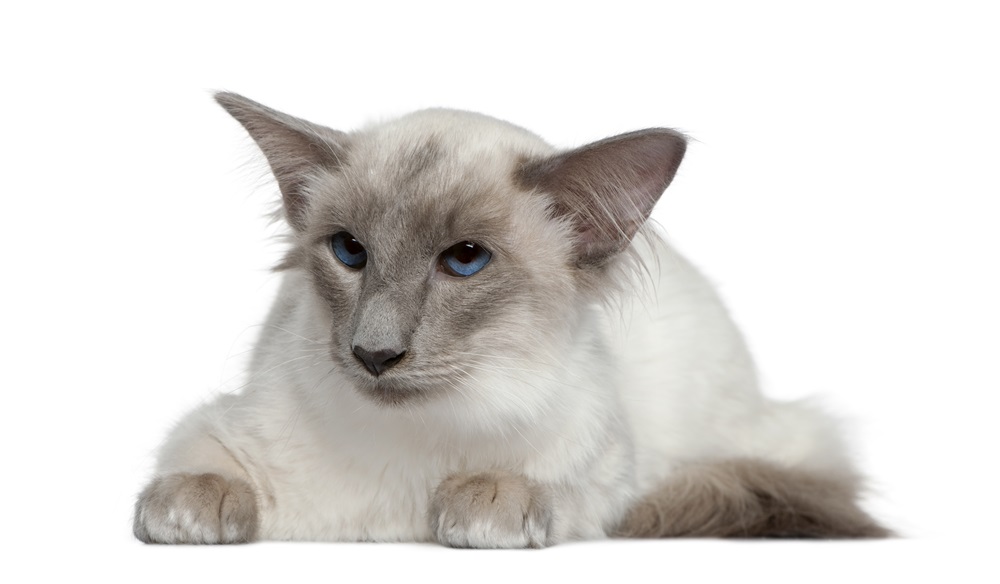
top-left (2, 0), bottom-right (997, 581)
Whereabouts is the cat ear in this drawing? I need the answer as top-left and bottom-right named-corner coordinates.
top-left (518, 129), bottom-right (686, 267)
top-left (214, 92), bottom-right (348, 231)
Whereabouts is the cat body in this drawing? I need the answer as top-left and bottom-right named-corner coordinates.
top-left (134, 95), bottom-right (885, 546)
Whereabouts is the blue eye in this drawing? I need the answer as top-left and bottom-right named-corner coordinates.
top-left (330, 231), bottom-right (367, 269)
top-left (440, 242), bottom-right (491, 277)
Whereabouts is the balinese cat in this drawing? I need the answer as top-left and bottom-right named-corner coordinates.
top-left (133, 92), bottom-right (888, 547)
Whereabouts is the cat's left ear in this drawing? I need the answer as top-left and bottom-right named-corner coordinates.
top-left (518, 129), bottom-right (686, 267)
top-left (215, 92), bottom-right (349, 231)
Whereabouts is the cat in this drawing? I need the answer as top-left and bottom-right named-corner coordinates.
top-left (133, 92), bottom-right (888, 546)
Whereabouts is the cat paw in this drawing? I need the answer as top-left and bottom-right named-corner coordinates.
top-left (429, 471), bottom-right (553, 548)
top-left (133, 473), bottom-right (259, 544)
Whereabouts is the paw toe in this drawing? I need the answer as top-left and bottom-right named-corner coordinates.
top-left (430, 471), bottom-right (551, 549)
top-left (134, 473), bottom-right (259, 544)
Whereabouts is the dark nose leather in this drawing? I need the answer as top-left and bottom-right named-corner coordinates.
top-left (352, 346), bottom-right (405, 376)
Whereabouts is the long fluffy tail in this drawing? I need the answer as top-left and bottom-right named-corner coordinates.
top-left (614, 459), bottom-right (890, 538)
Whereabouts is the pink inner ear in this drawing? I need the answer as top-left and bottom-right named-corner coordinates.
top-left (519, 128), bottom-right (686, 266)
top-left (576, 223), bottom-right (599, 247)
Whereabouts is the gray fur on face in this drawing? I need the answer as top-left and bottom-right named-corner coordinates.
top-left (614, 459), bottom-right (890, 539)
top-left (215, 94), bottom-right (687, 408)
top-left (133, 473), bottom-right (259, 544)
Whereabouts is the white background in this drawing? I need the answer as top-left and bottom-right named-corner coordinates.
top-left (2, 1), bottom-right (997, 581)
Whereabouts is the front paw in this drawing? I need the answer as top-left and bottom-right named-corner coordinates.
top-left (133, 473), bottom-right (259, 544)
top-left (429, 471), bottom-right (552, 549)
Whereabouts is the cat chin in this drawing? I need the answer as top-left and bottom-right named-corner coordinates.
top-left (351, 377), bottom-right (441, 408)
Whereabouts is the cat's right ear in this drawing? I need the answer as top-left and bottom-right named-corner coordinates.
top-left (518, 129), bottom-right (686, 268)
top-left (215, 92), bottom-right (348, 231)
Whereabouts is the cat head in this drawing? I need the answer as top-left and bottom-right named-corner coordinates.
top-left (216, 93), bottom-right (685, 410)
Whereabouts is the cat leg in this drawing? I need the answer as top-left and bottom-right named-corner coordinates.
top-left (429, 470), bottom-right (553, 548)
top-left (134, 400), bottom-right (261, 544)
top-left (614, 459), bottom-right (890, 539)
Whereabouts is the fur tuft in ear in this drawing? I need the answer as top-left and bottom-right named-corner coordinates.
top-left (518, 129), bottom-right (686, 267)
top-left (214, 92), bottom-right (349, 231)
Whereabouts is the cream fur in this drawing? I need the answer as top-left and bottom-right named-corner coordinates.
top-left (139, 101), bottom-right (865, 545)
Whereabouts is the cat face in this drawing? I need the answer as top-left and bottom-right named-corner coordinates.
top-left (298, 117), bottom-right (581, 405)
top-left (216, 94), bottom-right (685, 408)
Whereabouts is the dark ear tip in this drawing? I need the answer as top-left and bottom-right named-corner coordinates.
top-left (651, 127), bottom-right (687, 141)
top-left (610, 128), bottom-right (688, 164)
top-left (213, 91), bottom-right (266, 119)
top-left (633, 128), bottom-right (688, 174)
top-left (646, 128), bottom-right (688, 152)
top-left (213, 90), bottom-right (238, 105)
top-left (213, 92), bottom-right (297, 131)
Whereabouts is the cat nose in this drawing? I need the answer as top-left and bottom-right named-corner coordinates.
top-left (352, 345), bottom-right (406, 376)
